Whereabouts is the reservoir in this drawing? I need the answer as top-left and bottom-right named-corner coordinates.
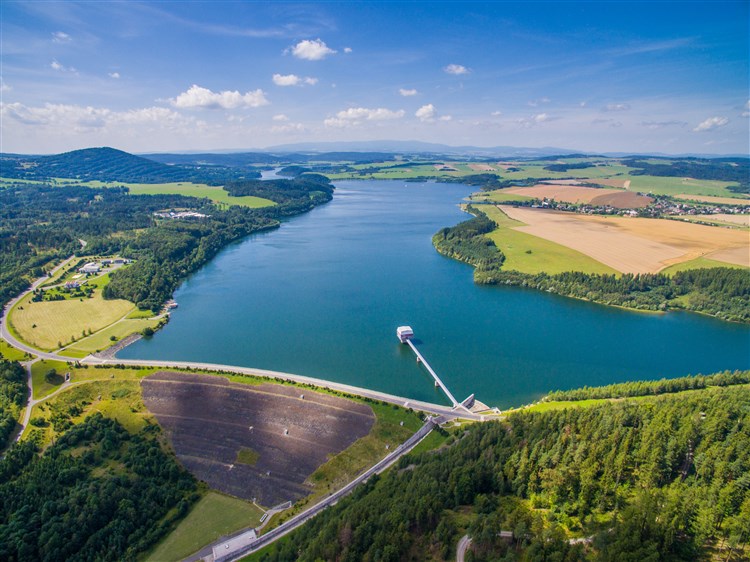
top-left (120, 180), bottom-right (750, 407)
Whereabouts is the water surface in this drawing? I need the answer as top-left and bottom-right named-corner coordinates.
top-left (121, 181), bottom-right (750, 407)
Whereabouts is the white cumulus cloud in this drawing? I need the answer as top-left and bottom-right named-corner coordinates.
top-left (171, 84), bottom-right (268, 109)
top-left (491, 110), bottom-right (502, 116)
top-left (273, 73), bottom-right (301, 86)
top-left (272, 74), bottom-right (318, 86)
top-left (109, 72), bottom-right (120, 79)
top-left (444, 64), bottom-right (469, 75)
top-left (693, 116), bottom-right (729, 132)
top-left (344, 47), bottom-right (353, 54)
top-left (324, 106), bottom-right (404, 127)
top-left (604, 103), bottom-right (631, 112)
top-left (399, 88), bottom-right (418, 97)
top-left (290, 39), bottom-right (336, 60)
top-left (273, 114), bottom-right (289, 121)
top-left (415, 104), bottom-right (437, 122)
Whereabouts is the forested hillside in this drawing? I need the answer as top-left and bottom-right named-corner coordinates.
top-left (0, 414), bottom-right (197, 561)
top-left (0, 147), bottom-right (259, 184)
top-left (1, 175), bottom-right (334, 312)
top-left (257, 383), bottom-right (750, 561)
top-left (0, 361), bottom-right (26, 449)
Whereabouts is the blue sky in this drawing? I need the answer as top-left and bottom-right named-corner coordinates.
top-left (1, 1), bottom-right (748, 154)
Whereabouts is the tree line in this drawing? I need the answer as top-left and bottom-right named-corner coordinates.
top-left (546, 369), bottom-right (750, 401)
top-left (433, 207), bottom-right (750, 323)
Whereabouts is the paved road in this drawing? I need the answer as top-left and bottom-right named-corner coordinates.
top-left (0, 256), bottom-right (79, 360)
top-left (84, 357), bottom-right (486, 422)
top-left (456, 534), bottom-right (472, 562)
top-left (210, 416), bottom-right (440, 562)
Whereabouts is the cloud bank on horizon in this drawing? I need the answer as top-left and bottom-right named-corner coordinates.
top-left (1, 1), bottom-right (747, 154)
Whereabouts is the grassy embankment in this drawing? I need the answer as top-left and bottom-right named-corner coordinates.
top-left (480, 205), bottom-right (617, 275)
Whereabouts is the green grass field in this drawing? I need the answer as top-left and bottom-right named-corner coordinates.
top-left (9, 274), bottom-right (135, 351)
top-left (61, 317), bottom-right (162, 356)
top-left (482, 206), bottom-right (617, 275)
top-left (30, 359), bottom-right (70, 399)
top-left (471, 191), bottom-right (534, 203)
top-left (660, 256), bottom-right (750, 275)
top-left (0, 338), bottom-right (33, 361)
top-left (146, 492), bottom-right (264, 562)
top-left (2, 176), bottom-right (276, 208)
top-left (626, 175), bottom-right (744, 198)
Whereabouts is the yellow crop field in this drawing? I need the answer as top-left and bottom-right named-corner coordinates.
top-left (500, 206), bottom-right (750, 274)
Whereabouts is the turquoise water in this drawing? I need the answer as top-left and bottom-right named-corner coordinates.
top-left (121, 181), bottom-right (750, 407)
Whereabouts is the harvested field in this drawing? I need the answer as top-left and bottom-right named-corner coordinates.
top-left (591, 178), bottom-right (630, 188)
top-left (142, 372), bottom-right (374, 507)
top-left (505, 184), bottom-right (652, 208)
top-left (499, 206), bottom-right (750, 273)
top-left (674, 194), bottom-right (750, 205)
top-left (677, 214), bottom-right (750, 227)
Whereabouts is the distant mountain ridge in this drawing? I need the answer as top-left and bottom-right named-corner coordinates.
top-left (0, 147), bottom-right (259, 184)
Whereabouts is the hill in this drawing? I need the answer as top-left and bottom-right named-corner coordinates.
top-left (0, 147), bottom-right (259, 184)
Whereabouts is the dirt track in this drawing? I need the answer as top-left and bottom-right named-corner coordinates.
top-left (142, 372), bottom-right (374, 506)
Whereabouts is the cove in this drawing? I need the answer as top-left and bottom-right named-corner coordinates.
top-left (120, 180), bottom-right (750, 408)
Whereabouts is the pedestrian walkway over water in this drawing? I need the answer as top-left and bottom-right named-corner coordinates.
top-left (405, 338), bottom-right (460, 408)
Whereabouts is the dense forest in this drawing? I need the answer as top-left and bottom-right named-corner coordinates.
top-left (1, 174), bottom-right (334, 312)
top-left (223, 174), bottom-right (334, 214)
top-left (432, 211), bottom-right (505, 271)
top-left (623, 158), bottom-right (749, 194)
top-left (547, 370), bottom-right (750, 401)
top-left (0, 361), bottom-right (26, 450)
top-left (0, 413), bottom-right (197, 561)
top-left (256, 384), bottom-right (750, 561)
top-left (0, 147), bottom-right (259, 184)
top-left (433, 207), bottom-right (750, 323)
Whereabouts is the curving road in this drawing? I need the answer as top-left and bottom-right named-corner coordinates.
top-left (211, 416), bottom-right (440, 562)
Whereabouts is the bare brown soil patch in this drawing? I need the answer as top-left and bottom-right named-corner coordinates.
top-left (505, 184), bottom-right (652, 208)
top-left (674, 194), bottom-right (750, 205)
top-left (590, 191), bottom-right (653, 208)
top-left (142, 372), bottom-right (374, 506)
top-left (499, 206), bottom-right (749, 273)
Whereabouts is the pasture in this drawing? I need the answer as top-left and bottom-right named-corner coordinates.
top-left (482, 206), bottom-right (617, 275)
top-left (61, 316), bottom-right (162, 357)
top-left (500, 206), bottom-right (750, 273)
